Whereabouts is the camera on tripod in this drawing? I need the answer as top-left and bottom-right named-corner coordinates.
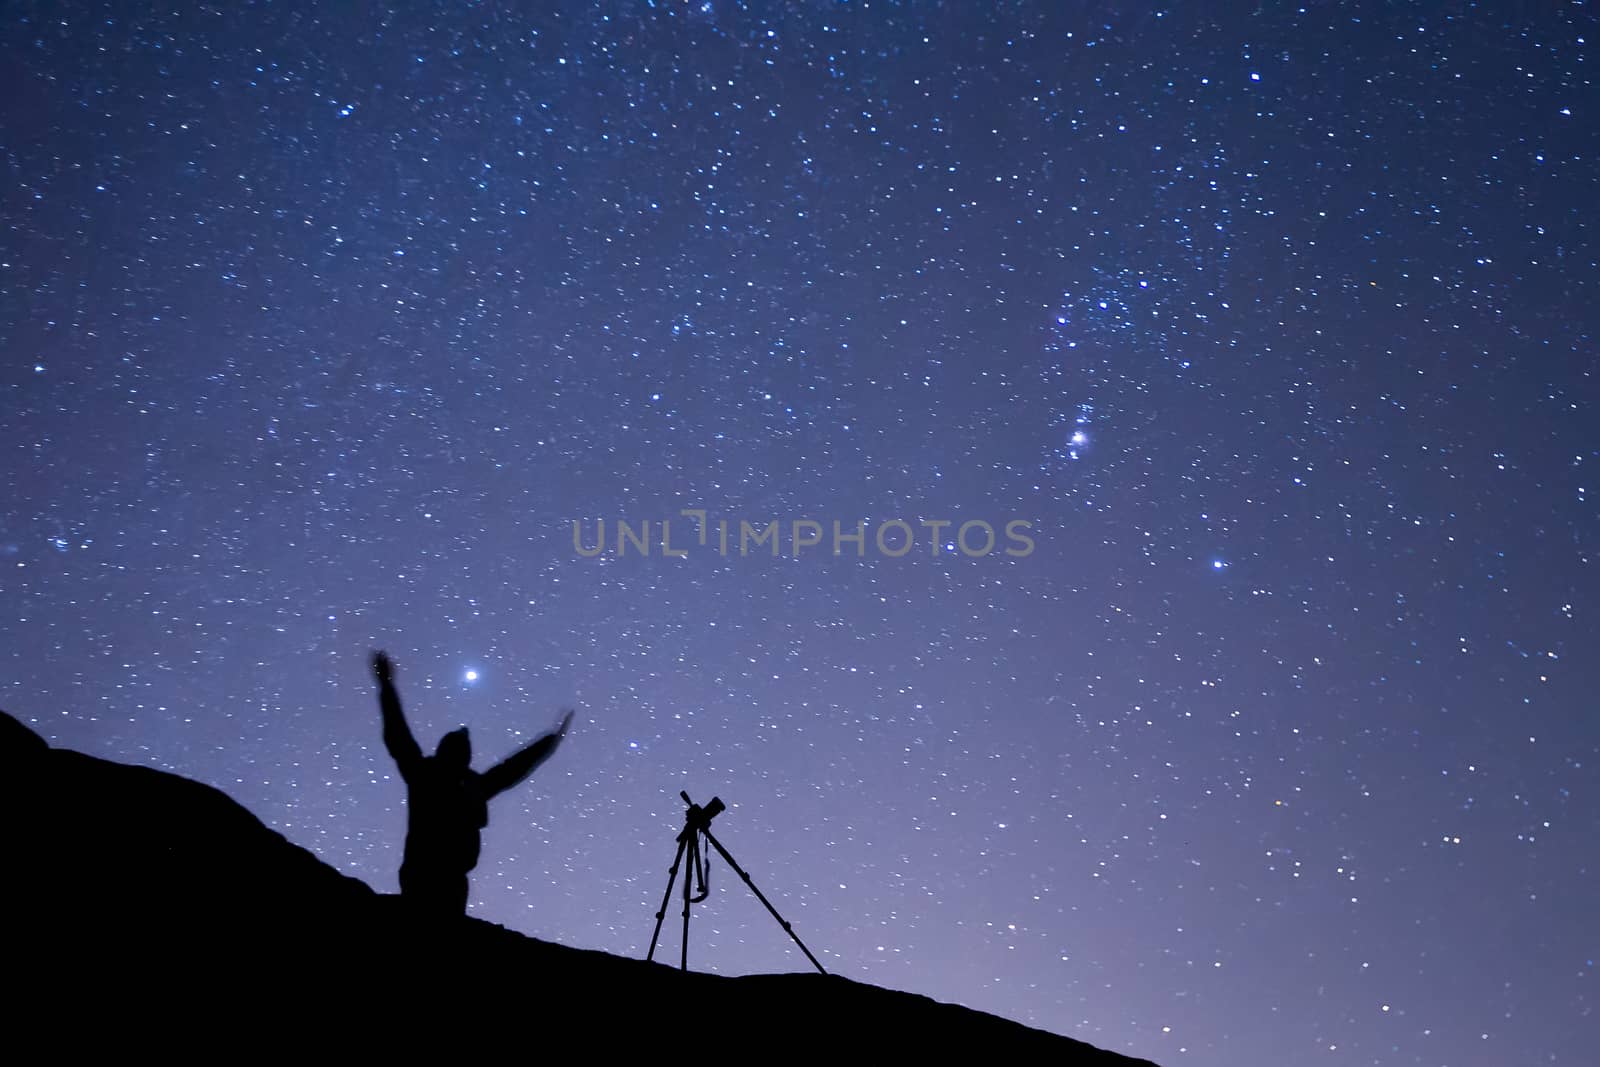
top-left (681, 791), bottom-right (725, 834)
top-left (647, 790), bottom-right (826, 975)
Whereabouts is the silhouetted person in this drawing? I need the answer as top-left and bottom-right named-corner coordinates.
top-left (372, 651), bottom-right (572, 916)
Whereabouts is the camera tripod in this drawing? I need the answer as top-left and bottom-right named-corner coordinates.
top-left (645, 791), bottom-right (826, 975)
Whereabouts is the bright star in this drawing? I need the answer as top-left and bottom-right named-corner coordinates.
top-left (464, 669), bottom-right (479, 683)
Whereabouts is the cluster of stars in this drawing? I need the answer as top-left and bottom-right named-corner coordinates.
top-left (3, 4), bottom-right (1595, 1066)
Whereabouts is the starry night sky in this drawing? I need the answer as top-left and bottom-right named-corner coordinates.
top-left (3, 3), bottom-right (1596, 1063)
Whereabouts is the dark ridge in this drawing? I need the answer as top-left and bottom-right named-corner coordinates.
top-left (1, 710), bottom-right (1158, 1063)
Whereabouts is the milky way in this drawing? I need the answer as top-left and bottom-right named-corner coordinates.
top-left (3, 4), bottom-right (1595, 1064)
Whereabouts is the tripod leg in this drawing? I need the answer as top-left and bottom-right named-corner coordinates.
top-left (680, 836), bottom-right (695, 971)
top-left (702, 829), bottom-right (828, 975)
top-left (646, 835), bottom-right (689, 964)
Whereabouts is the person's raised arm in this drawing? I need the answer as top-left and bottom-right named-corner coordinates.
top-left (372, 651), bottom-right (423, 780)
top-left (480, 710), bottom-right (573, 798)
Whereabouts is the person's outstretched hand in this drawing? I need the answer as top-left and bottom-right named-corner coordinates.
top-left (372, 650), bottom-right (394, 683)
top-left (555, 709), bottom-right (575, 738)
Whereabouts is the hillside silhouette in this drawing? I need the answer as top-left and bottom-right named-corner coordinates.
top-left (1, 710), bottom-right (1158, 1063)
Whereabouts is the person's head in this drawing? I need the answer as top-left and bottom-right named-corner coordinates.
top-left (436, 727), bottom-right (471, 768)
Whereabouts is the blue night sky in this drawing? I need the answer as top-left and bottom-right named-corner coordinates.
top-left (3, 3), bottom-right (1595, 1064)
